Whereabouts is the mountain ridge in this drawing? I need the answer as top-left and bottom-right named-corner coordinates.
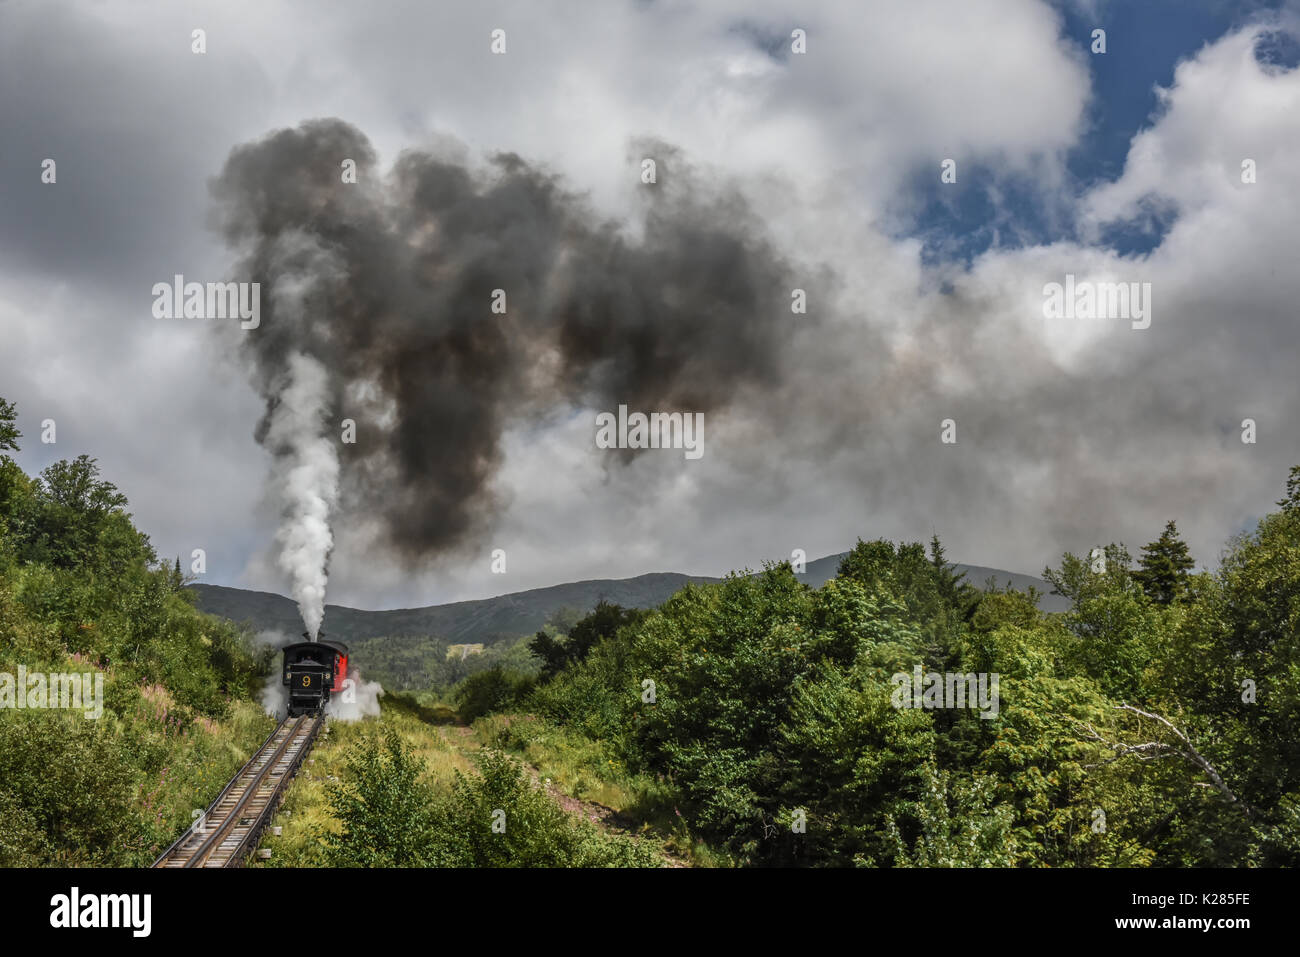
top-left (191, 553), bottom-right (1069, 647)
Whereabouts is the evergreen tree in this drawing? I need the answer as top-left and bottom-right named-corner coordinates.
top-left (1278, 464), bottom-right (1300, 514)
top-left (1133, 520), bottom-right (1195, 604)
top-left (0, 396), bottom-right (20, 452)
top-left (928, 532), bottom-right (971, 606)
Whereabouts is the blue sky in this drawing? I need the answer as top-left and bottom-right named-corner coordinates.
top-left (905, 0), bottom-right (1295, 264)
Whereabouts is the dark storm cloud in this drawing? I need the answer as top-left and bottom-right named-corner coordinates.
top-left (0, 1), bottom-right (278, 585)
top-left (211, 119), bottom-right (805, 562)
top-left (0, 3), bottom-right (271, 285)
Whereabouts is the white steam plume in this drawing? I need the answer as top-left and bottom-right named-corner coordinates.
top-left (325, 667), bottom-right (385, 722)
top-left (264, 352), bottom-right (339, 639)
top-left (260, 673), bottom-right (289, 717)
top-left (256, 630), bottom-right (293, 718)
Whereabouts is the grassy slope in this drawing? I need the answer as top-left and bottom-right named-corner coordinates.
top-left (0, 449), bottom-right (277, 865)
top-left (0, 634), bottom-right (273, 866)
top-left (256, 698), bottom-right (698, 867)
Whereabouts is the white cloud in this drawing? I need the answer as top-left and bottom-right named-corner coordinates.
top-left (0, 2), bottom-right (1294, 606)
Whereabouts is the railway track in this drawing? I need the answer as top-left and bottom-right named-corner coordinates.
top-left (153, 713), bottom-right (322, 868)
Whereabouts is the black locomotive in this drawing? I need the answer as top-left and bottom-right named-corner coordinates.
top-left (282, 632), bottom-right (349, 716)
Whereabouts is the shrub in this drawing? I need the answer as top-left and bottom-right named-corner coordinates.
top-left (453, 665), bottom-right (535, 723)
top-left (427, 749), bottom-right (659, 867)
top-left (324, 725), bottom-right (438, 867)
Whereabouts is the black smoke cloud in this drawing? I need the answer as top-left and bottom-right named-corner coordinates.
top-left (211, 119), bottom-right (805, 562)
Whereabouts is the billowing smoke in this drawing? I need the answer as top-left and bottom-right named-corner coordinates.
top-left (211, 119), bottom-right (802, 566)
top-left (254, 628), bottom-right (296, 649)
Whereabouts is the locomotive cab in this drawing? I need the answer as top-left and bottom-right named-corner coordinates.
top-left (282, 634), bottom-right (350, 716)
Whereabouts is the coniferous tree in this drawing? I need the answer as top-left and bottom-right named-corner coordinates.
top-left (1133, 520), bottom-right (1195, 604)
top-left (1277, 464), bottom-right (1300, 514)
top-left (0, 397), bottom-right (20, 452)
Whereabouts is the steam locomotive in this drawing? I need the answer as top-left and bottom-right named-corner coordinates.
top-left (282, 632), bottom-right (349, 716)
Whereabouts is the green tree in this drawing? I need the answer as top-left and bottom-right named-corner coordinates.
top-left (325, 726), bottom-right (437, 867)
top-left (1277, 464), bottom-right (1300, 513)
top-left (0, 397), bottom-right (31, 548)
top-left (0, 458), bottom-right (36, 548)
top-left (453, 664), bottom-right (534, 722)
top-left (30, 455), bottom-right (151, 571)
top-left (39, 455), bottom-right (128, 515)
top-left (838, 537), bottom-right (976, 667)
top-left (528, 600), bottom-right (646, 680)
top-left (527, 630), bottom-right (568, 680)
top-left (885, 761), bottom-right (1019, 867)
top-left (0, 397), bottom-right (20, 452)
top-left (1043, 544), bottom-right (1156, 699)
top-left (1042, 542), bottom-right (1135, 607)
top-left (0, 711), bottom-right (144, 865)
top-left (1133, 521), bottom-right (1195, 605)
top-left (777, 659), bottom-right (935, 865)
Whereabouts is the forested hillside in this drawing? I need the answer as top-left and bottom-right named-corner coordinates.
top-left (443, 483), bottom-right (1300, 867)
top-left (191, 558), bottom-right (1065, 696)
top-left (0, 398), bottom-right (273, 866)
top-left (190, 572), bottom-right (720, 647)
